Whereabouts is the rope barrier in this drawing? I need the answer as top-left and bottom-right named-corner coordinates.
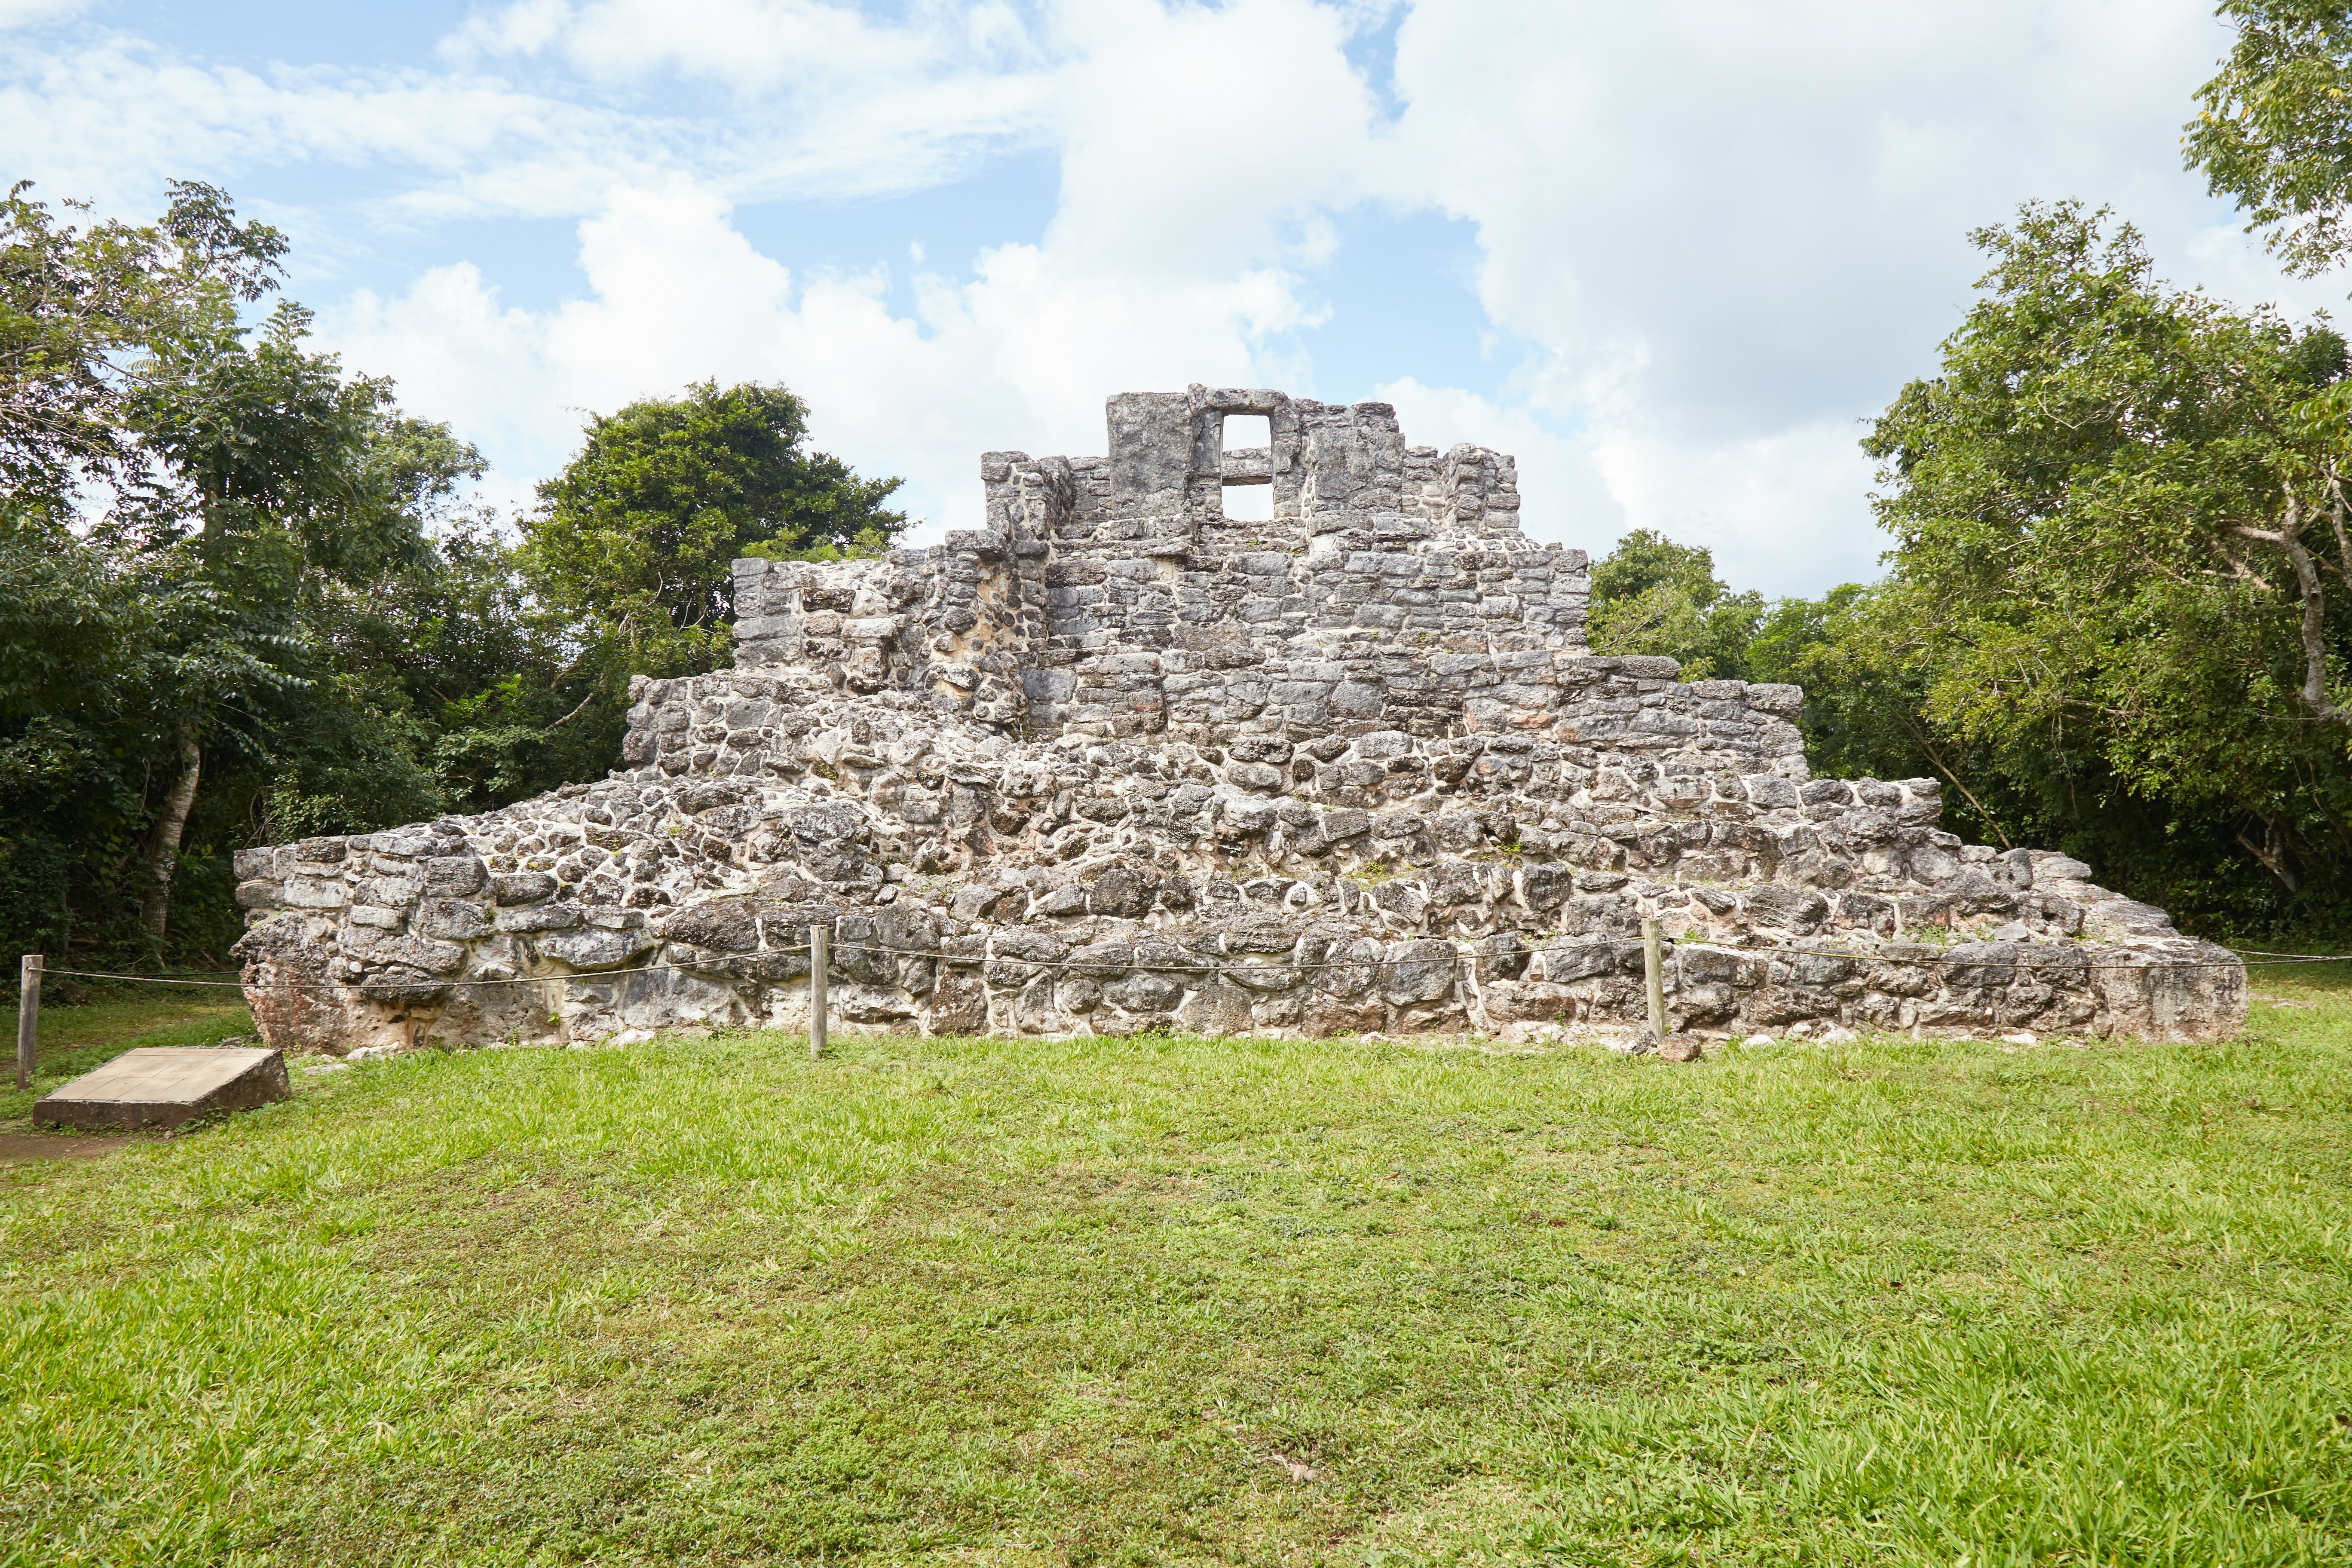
top-left (24, 934), bottom-right (2346, 995)
top-left (34, 965), bottom-right (698, 992)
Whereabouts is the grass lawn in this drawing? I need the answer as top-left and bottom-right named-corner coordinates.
top-left (1, 966), bottom-right (2348, 1566)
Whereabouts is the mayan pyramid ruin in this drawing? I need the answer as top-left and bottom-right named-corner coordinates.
top-left (230, 386), bottom-right (2247, 1054)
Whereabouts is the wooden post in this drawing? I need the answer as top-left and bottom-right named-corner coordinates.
top-left (808, 925), bottom-right (828, 1060)
top-left (1641, 919), bottom-right (1666, 1040)
top-left (17, 954), bottom-right (40, 1091)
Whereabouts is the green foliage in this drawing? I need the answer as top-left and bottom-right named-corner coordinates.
top-left (1861, 201), bottom-right (2352, 925)
top-left (0, 178), bottom-right (284, 505)
top-left (738, 523), bottom-right (898, 563)
top-left (1746, 583), bottom-right (1941, 783)
top-left (0, 186), bottom-right (916, 968)
top-left (2187, 1), bottom-right (2352, 276)
top-left (1586, 527), bottom-right (1764, 679)
top-left (525, 379), bottom-right (905, 682)
top-left (355, 517), bottom-right (619, 816)
top-left (0, 301), bottom-right (481, 958)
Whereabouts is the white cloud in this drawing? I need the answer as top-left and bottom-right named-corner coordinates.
top-left (0, 0), bottom-right (83, 28)
top-left (0, 38), bottom-right (677, 224)
top-left (315, 0), bottom-right (1390, 538)
top-left (438, 0), bottom-right (574, 62)
top-left (321, 176), bottom-right (1324, 538)
top-left (1585, 418), bottom-right (1885, 595)
top-left (1375, 0), bottom-right (2321, 591)
top-left (1041, 0), bottom-right (1384, 276)
top-left (0, 3), bottom-right (1061, 227)
top-left (7, 0), bottom-right (2334, 596)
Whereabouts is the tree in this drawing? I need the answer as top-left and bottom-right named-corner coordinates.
top-left (1, 180), bottom-right (285, 504)
top-left (1586, 528), bottom-right (1764, 679)
top-left (2187, 1), bottom-right (2352, 276)
top-left (0, 502), bottom-right (150, 961)
top-left (4, 188), bottom-right (922, 963)
top-left (1862, 200), bottom-right (2352, 908)
top-left (96, 302), bottom-right (478, 942)
top-left (342, 514), bottom-right (609, 817)
top-left (3, 179), bottom-right (493, 953)
top-left (521, 380), bottom-right (906, 733)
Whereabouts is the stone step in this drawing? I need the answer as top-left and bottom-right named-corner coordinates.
top-left (34, 1046), bottom-right (289, 1133)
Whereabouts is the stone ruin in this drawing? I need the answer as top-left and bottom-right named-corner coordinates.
top-left (231, 387), bottom-right (2247, 1054)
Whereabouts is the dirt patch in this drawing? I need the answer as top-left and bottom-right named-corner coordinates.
top-left (0, 1133), bottom-right (129, 1163)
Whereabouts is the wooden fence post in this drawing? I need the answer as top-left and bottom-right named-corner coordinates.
top-left (809, 925), bottom-right (828, 1060)
top-left (1641, 919), bottom-right (1666, 1041)
top-left (17, 954), bottom-right (40, 1091)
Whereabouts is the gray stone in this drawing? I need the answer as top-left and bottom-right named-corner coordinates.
top-left (493, 872), bottom-right (557, 905)
top-left (420, 900), bottom-right (494, 941)
top-left (495, 902), bottom-right (581, 934)
top-left (537, 927), bottom-right (658, 970)
top-left (36, 1047), bottom-right (289, 1132)
top-left (425, 856), bottom-right (490, 896)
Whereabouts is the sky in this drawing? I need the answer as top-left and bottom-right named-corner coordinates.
top-left (2, 0), bottom-right (2338, 594)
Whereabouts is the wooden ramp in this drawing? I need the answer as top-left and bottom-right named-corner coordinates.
top-left (34, 1047), bottom-right (289, 1133)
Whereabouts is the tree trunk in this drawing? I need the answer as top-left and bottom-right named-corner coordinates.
top-left (2236, 817), bottom-right (2302, 893)
top-left (2236, 495), bottom-right (2351, 726)
top-left (139, 718), bottom-right (202, 944)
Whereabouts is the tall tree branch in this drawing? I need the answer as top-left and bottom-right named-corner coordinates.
top-left (1888, 708), bottom-right (2013, 849)
top-left (2236, 484), bottom-right (2351, 724)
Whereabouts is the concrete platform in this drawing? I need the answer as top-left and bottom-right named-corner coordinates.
top-left (33, 1046), bottom-right (290, 1132)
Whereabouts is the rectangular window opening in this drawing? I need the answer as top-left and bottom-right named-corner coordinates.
top-left (1222, 481), bottom-right (1274, 522)
top-left (1223, 413), bottom-right (1271, 452)
top-left (1221, 413), bottom-right (1273, 521)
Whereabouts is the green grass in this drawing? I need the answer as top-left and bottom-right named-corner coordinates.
top-left (1, 967), bottom-right (2349, 1565)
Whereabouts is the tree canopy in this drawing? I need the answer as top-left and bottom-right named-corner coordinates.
top-left (1, 178), bottom-right (285, 504)
top-left (1585, 529), bottom-right (1764, 680)
top-left (2187, 1), bottom-right (2352, 276)
top-left (1584, 199), bottom-right (2352, 929)
top-left (1861, 202), bottom-right (2352, 898)
top-left (0, 185), bottom-right (908, 967)
top-left (525, 379), bottom-right (904, 680)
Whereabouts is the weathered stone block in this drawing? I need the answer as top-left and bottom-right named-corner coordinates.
top-left (36, 1047), bottom-right (289, 1132)
top-left (426, 856), bottom-right (489, 896)
top-left (536, 927), bottom-right (657, 970)
top-left (496, 902), bottom-right (582, 934)
top-left (493, 871), bottom-right (557, 905)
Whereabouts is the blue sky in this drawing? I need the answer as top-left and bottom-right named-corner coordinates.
top-left (3, 0), bottom-right (2326, 593)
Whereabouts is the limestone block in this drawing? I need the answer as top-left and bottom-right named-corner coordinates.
top-left (371, 935), bottom-right (467, 976)
top-left (420, 900), bottom-right (494, 941)
top-left (493, 872), bottom-right (557, 905)
top-left (36, 1047), bottom-right (289, 1133)
top-left (283, 877), bottom-right (349, 910)
top-left (291, 837), bottom-right (348, 865)
top-left (425, 855), bottom-right (489, 896)
top-left (496, 902), bottom-right (582, 934)
top-left (538, 927), bottom-right (658, 970)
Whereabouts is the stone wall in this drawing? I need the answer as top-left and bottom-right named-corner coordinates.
top-left (728, 386), bottom-right (1587, 741)
top-left (233, 388), bottom-right (2246, 1052)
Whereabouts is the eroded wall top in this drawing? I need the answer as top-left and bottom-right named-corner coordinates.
top-left (734, 386), bottom-right (1623, 747)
